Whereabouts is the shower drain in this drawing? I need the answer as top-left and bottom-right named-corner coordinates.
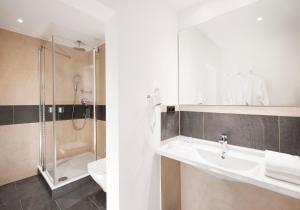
top-left (58, 176), bottom-right (68, 182)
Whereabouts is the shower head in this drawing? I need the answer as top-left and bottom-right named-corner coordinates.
top-left (73, 74), bottom-right (81, 91)
top-left (73, 40), bottom-right (86, 52)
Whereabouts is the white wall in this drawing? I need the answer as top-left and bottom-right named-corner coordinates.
top-left (178, 0), bottom-right (259, 29)
top-left (105, 15), bottom-right (120, 210)
top-left (105, 1), bottom-right (178, 209)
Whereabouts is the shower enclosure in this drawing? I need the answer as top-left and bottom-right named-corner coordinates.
top-left (38, 36), bottom-right (98, 188)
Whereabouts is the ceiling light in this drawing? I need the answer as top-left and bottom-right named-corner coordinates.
top-left (257, 17), bottom-right (263, 22)
top-left (17, 18), bottom-right (23, 23)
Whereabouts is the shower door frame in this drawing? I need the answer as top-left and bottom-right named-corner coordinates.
top-left (39, 36), bottom-right (98, 187)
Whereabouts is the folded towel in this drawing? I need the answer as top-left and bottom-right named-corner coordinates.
top-left (265, 150), bottom-right (300, 185)
top-left (265, 169), bottom-right (300, 185)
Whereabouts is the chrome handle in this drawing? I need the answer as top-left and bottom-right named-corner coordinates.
top-left (58, 107), bottom-right (64, 113)
top-left (219, 134), bottom-right (228, 142)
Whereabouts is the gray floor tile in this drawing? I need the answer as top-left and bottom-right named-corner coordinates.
top-left (14, 176), bottom-right (50, 202)
top-left (55, 180), bottom-right (100, 209)
top-left (0, 200), bottom-right (22, 210)
top-left (0, 175), bottom-right (105, 210)
top-left (66, 198), bottom-right (99, 210)
top-left (88, 190), bottom-right (106, 209)
top-left (0, 183), bottom-right (16, 205)
top-left (21, 195), bottom-right (59, 210)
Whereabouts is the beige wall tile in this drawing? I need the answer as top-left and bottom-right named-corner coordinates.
top-left (55, 120), bottom-right (93, 160)
top-left (181, 163), bottom-right (300, 210)
top-left (87, 44), bottom-right (106, 105)
top-left (97, 120), bottom-right (106, 158)
top-left (0, 29), bottom-right (42, 105)
top-left (0, 28), bottom-right (105, 106)
top-left (0, 123), bottom-right (39, 185)
top-left (97, 44), bottom-right (106, 105)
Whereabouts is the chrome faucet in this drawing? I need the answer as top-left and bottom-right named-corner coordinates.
top-left (218, 134), bottom-right (228, 159)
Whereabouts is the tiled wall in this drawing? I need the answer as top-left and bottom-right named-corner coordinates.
top-left (180, 112), bottom-right (300, 155)
top-left (161, 111), bottom-right (179, 140)
top-left (161, 111), bottom-right (300, 155)
top-left (0, 105), bottom-right (106, 125)
top-left (0, 28), bottom-right (106, 185)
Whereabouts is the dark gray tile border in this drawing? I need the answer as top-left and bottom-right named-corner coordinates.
top-left (90, 105), bottom-right (106, 121)
top-left (164, 111), bottom-right (300, 154)
top-left (161, 112), bottom-right (179, 141)
top-left (180, 111), bottom-right (204, 139)
top-left (175, 111), bottom-right (283, 152)
top-left (279, 116), bottom-right (300, 156)
top-left (0, 104), bottom-right (106, 126)
top-left (0, 106), bottom-right (13, 125)
top-left (203, 113), bottom-right (279, 151)
top-left (96, 105), bottom-right (106, 121)
top-left (13, 105), bottom-right (39, 124)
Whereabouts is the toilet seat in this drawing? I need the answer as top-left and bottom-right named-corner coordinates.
top-left (88, 158), bottom-right (106, 192)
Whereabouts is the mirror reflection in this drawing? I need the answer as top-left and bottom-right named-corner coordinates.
top-left (179, 0), bottom-right (300, 106)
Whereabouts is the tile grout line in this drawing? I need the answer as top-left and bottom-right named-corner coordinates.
top-left (278, 116), bottom-right (281, 152)
top-left (88, 196), bottom-right (102, 209)
top-left (12, 105), bottom-right (15, 124)
top-left (202, 112), bottom-right (205, 139)
top-left (178, 111), bottom-right (181, 136)
top-left (54, 199), bottom-right (62, 210)
top-left (19, 200), bottom-right (24, 210)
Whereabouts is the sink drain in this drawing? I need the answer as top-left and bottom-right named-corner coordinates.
top-left (58, 176), bottom-right (68, 182)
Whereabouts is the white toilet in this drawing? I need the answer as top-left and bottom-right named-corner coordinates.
top-left (88, 158), bottom-right (106, 192)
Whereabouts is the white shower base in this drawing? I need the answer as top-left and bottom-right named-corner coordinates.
top-left (39, 152), bottom-right (95, 189)
top-left (55, 152), bottom-right (95, 182)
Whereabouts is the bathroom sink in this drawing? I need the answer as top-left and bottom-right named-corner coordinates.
top-left (197, 149), bottom-right (258, 172)
top-left (157, 136), bottom-right (300, 199)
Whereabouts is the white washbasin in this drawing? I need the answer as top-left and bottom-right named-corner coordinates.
top-left (157, 136), bottom-right (300, 199)
top-left (197, 149), bottom-right (258, 172)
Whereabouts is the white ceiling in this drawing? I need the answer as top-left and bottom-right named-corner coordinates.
top-left (196, 0), bottom-right (300, 49)
top-left (0, 0), bottom-right (114, 49)
top-left (165, 0), bottom-right (209, 12)
top-left (0, 0), bottom-right (215, 49)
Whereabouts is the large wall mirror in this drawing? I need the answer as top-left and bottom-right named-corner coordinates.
top-left (179, 0), bottom-right (300, 107)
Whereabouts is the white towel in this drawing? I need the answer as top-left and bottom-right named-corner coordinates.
top-left (265, 150), bottom-right (300, 185)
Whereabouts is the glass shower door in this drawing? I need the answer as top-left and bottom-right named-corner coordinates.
top-left (39, 37), bottom-right (56, 183)
top-left (40, 36), bottom-right (98, 186)
top-left (53, 37), bottom-right (97, 184)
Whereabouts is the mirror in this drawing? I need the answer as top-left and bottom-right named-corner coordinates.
top-left (179, 0), bottom-right (300, 106)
